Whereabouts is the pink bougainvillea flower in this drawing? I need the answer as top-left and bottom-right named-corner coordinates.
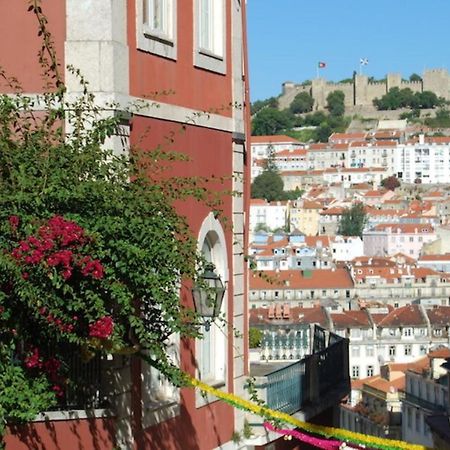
top-left (24, 347), bottom-right (43, 369)
top-left (89, 316), bottom-right (114, 339)
top-left (9, 215), bottom-right (19, 230)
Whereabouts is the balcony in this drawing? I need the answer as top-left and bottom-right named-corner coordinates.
top-left (404, 392), bottom-right (446, 413)
top-left (250, 326), bottom-right (350, 425)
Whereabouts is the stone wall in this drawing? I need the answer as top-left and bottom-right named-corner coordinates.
top-left (280, 69), bottom-right (450, 113)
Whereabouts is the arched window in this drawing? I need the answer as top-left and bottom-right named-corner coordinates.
top-left (196, 213), bottom-right (228, 405)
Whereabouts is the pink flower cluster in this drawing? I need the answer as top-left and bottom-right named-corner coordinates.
top-left (9, 215), bottom-right (19, 231)
top-left (24, 348), bottom-right (65, 398)
top-left (24, 347), bottom-right (43, 369)
top-left (80, 256), bottom-right (104, 279)
top-left (39, 307), bottom-right (76, 333)
top-left (89, 316), bottom-right (114, 339)
top-left (10, 215), bottom-right (104, 281)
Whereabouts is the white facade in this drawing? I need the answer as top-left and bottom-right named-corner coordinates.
top-left (395, 138), bottom-right (450, 184)
top-left (249, 201), bottom-right (288, 232)
top-left (332, 236), bottom-right (364, 261)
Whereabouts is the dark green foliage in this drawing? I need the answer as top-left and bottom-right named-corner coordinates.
top-left (251, 170), bottom-right (284, 202)
top-left (251, 97), bottom-right (279, 115)
top-left (409, 73), bottom-right (422, 82)
top-left (338, 203), bottom-right (367, 237)
top-left (251, 108), bottom-right (293, 136)
top-left (424, 109), bottom-right (450, 128)
top-left (374, 88), bottom-right (441, 110)
top-left (326, 90), bottom-right (345, 117)
top-left (249, 328), bottom-right (262, 348)
top-left (290, 92), bottom-right (314, 114)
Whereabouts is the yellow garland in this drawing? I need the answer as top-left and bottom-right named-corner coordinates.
top-left (187, 375), bottom-right (432, 450)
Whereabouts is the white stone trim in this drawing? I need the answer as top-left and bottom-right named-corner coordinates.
top-left (194, 0), bottom-right (227, 74)
top-left (195, 212), bottom-right (229, 407)
top-left (136, 0), bottom-right (178, 60)
top-left (8, 92), bottom-right (235, 132)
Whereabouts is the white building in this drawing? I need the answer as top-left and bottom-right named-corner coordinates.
top-left (251, 135), bottom-right (303, 160)
top-left (396, 136), bottom-right (450, 184)
top-left (331, 236), bottom-right (364, 261)
top-left (249, 199), bottom-right (288, 233)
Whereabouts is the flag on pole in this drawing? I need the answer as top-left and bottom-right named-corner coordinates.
top-left (318, 61), bottom-right (326, 68)
top-left (360, 58), bottom-right (369, 66)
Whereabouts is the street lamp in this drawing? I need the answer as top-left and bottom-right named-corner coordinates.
top-left (192, 264), bottom-right (226, 331)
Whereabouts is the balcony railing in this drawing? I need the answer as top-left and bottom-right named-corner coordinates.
top-left (49, 345), bottom-right (107, 411)
top-left (404, 392), bottom-right (446, 412)
top-left (253, 326), bottom-right (350, 419)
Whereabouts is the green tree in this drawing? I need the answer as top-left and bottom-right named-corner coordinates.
top-left (249, 328), bottom-right (262, 348)
top-left (381, 175), bottom-right (401, 191)
top-left (326, 90), bottom-right (345, 117)
top-left (251, 170), bottom-right (284, 202)
top-left (251, 96), bottom-right (279, 115)
top-left (251, 108), bottom-right (293, 136)
top-left (316, 123), bottom-right (333, 143)
top-left (303, 111), bottom-right (327, 126)
top-left (338, 203), bottom-right (367, 237)
top-left (409, 73), bottom-right (422, 82)
top-left (290, 92), bottom-right (314, 114)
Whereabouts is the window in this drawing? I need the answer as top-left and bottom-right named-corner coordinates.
top-left (407, 406), bottom-right (412, 429)
top-left (195, 213), bottom-right (229, 406)
top-left (351, 346), bottom-right (360, 357)
top-left (366, 345), bottom-right (374, 357)
top-left (404, 344), bottom-right (412, 356)
top-left (389, 345), bottom-right (396, 357)
top-left (404, 328), bottom-right (412, 337)
top-left (137, 0), bottom-right (177, 59)
top-left (367, 365), bottom-right (374, 377)
top-left (351, 366), bottom-right (360, 378)
top-left (195, 0), bottom-right (226, 73)
top-left (142, 333), bottom-right (180, 426)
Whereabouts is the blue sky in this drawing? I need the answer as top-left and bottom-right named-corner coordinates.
top-left (247, 0), bottom-right (450, 101)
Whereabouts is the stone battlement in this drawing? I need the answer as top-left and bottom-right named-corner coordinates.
top-left (279, 69), bottom-right (450, 112)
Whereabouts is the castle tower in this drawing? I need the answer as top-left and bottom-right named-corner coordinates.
top-left (312, 78), bottom-right (327, 110)
top-left (423, 69), bottom-right (450, 100)
top-left (387, 73), bottom-right (402, 91)
top-left (354, 74), bottom-right (369, 106)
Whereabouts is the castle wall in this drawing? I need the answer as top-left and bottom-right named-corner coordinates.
top-left (279, 69), bottom-right (450, 113)
top-left (423, 69), bottom-right (450, 100)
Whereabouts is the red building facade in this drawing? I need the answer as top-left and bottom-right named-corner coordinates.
top-left (1, 1), bottom-right (250, 449)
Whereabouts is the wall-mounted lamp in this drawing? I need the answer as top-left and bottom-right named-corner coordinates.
top-left (192, 264), bottom-right (226, 331)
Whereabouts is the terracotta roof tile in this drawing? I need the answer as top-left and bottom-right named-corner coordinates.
top-left (249, 269), bottom-right (354, 290)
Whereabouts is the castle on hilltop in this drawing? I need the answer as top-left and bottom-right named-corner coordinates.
top-left (279, 69), bottom-right (450, 112)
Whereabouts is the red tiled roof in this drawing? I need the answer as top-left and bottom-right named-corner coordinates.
top-left (419, 254), bottom-right (450, 261)
top-left (249, 269), bottom-right (354, 290)
top-left (378, 305), bottom-right (425, 327)
top-left (330, 310), bottom-right (371, 328)
top-left (251, 135), bottom-right (300, 144)
top-left (275, 148), bottom-right (307, 157)
top-left (373, 223), bottom-right (435, 233)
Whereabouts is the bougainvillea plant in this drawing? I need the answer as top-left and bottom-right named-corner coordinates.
top-left (0, 1), bottom-right (228, 444)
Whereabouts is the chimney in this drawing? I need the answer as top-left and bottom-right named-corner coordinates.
top-left (419, 134), bottom-right (425, 145)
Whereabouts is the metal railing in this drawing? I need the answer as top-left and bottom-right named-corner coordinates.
top-left (255, 326), bottom-right (350, 415)
top-left (50, 346), bottom-right (107, 411)
top-left (404, 392), bottom-right (446, 412)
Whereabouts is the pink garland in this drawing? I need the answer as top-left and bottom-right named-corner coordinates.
top-left (263, 422), bottom-right (364, 450)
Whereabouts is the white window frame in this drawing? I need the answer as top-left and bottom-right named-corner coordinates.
top-left (141, 333), bottom-right (180, 427)
top-left (195, 213), bottom-right (229, 407)
top-left (194, 0), bottom-right (226, 74)
top-left (136, 0), bottom-right (177, 60)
